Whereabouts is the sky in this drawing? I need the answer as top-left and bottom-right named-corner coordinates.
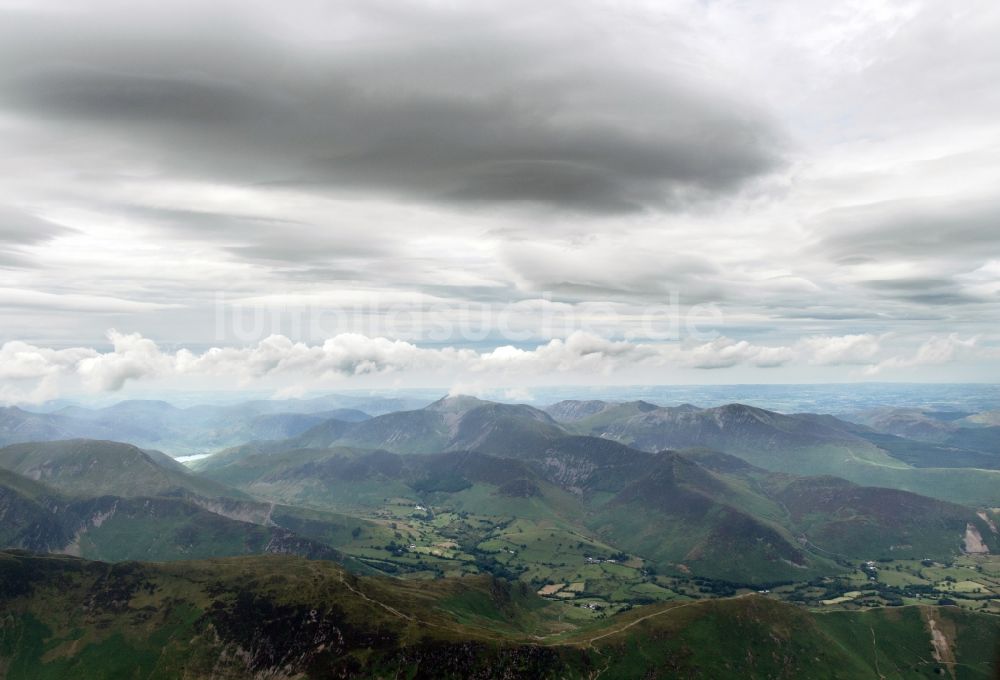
top-left (1, 0), bottom-right (999, 402)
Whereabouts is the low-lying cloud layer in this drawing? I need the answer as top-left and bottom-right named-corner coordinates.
top-left (0, 329), bottom-right (984, 404)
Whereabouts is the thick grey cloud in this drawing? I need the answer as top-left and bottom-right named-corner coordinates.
top-left (815, 198), bottom-right (1000, 263)
top-left (4, 66), bottom-right (268, 125)
top-left (0, 207), bottom-right (71, 246)
top-left (806, 197), bottom-right (1000, 314)
top-left (859, 278), bottom-right (987, 307)
top-left (117, 205), bottom-right (393, 266)
top-left (0, 207), bottom-right (74, 269)
top-left (0, 1), bottom-right (782, 215)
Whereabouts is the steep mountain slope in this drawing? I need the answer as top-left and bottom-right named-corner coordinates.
top-left (576, 451), bottom-right (818, 581)
top-left (55, 495), bottom-right (348, 563)
top-left (766, 475), bottom-right (999, 560)
top-left (523, 439), bottom-right (846, 579)
top-left (0, 469), bottom-right (72, 553)
top-left (196, 440), bottom-right (830, 580)
top-left (578, 402), bottom-right (892, 465)
top-left (196, 420), bottom-right (996, 581)
top-left (197, 445), bottom-right (561, 514)
top-left (846, 429), bottom-right (1000, 469)
top-left (1, 551), bottom-right (996, 679)
top-left (675, 448), bottom-right (999, 561)
top-left (554, 400), bottom-right (881, 460)
top-left (442, 399), bottom-right (566, 455)
top-left (0, 468), bottom-right (377, 564)
top-left (0, 439), bottom-right (241, 499)
top-left (312, 407), bottom-right (454, 452)
top-left (545, 400), bottom-right (1000, 506)
top-left (942, 426), bottom-right (1000, 456)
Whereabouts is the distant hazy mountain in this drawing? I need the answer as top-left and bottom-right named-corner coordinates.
top-left (198, 396), bottom-right (1000, 507)
top-left (846, 406), bottom-right (972, 440)
top-left (0, 406), bottom-right (111, 445)
top-left (239, 395), bottom-right (565, 457)
top-left (545, 399), bottom-right (663, 424)
top-left (848, 405), bottom-right (1000, 444)
top-left (0, 400), bottom-right (372, 454)
top-left (845, 406), bottom-right (1000, 468)
top-left (559, 401), bottom-right (881, 458)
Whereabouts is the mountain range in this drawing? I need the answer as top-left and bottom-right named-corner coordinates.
top-left (197, 395), bottom-right (1000, 506)
top-left (2, 393), bottom-right (1000, 677)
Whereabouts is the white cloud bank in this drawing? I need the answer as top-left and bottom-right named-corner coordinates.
top-left (0, 329), bottom-right (988, 405)
top-left (863, 334), bottom-right (981, 375)
top-left (798, 334), bottom-right (885, 366)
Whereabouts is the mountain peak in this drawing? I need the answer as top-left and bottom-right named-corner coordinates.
top-left (425, 394), bottom-right (491, 414)
top-left (711, 403), bottom-right (768, 418)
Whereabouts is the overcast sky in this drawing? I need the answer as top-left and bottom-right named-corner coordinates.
top-left (1, 0), bottom-right (999, 401)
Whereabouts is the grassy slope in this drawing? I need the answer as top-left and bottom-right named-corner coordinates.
top-left (836, 463), bottom-right (1000, 507)
top-left (194, 444), bottom-right (827, 582)
top-left (192, 440), bottom-right (995, 583)
top-left (565, 596), bottom-right (1000, 679)
top-left (65, 496), bottom-right (354, 564)
top-left (0, 465), bottom-right (382, 565)
top-left (851, 430), bottom-right (1000, 469)
top-left (765, 476), bottom-right (999, 560)
top-left (1, 551), bottom-right (997, 679)
top-left (562, 404), bottom-right (1000, 507)
top-left (682, 449), bottom-right (1000, 561)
